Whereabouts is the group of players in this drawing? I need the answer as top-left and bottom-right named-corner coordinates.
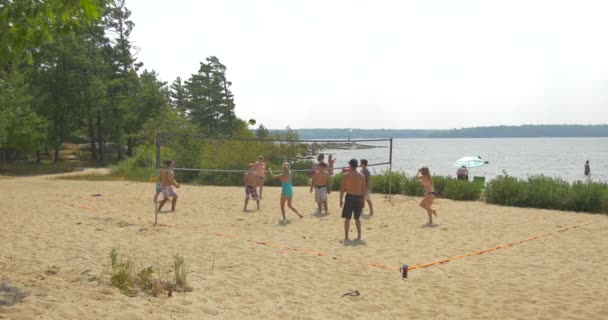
top-left (155, 154), bottom-right (438, 241)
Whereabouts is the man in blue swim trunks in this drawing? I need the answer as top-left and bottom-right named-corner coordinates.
top-left (339, 159), bottom-right (367, 241)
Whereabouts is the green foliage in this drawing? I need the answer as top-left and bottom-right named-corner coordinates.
top-left (173, 253), bottom-right (192, 292)
top-left (341, 169), bottom-right (483, 201)
top-left (0, 0), bottom-right (102, 67)
top-left (184, 56), bottom-right (236, 135)
top-left (485, 174), bottom-right (608, 213)
top-left (109, 249), bottom-right (193, 297)
top-left (0, 69), bottom-right (48, 154)
top-left (443, 178), bottom-right (483, 201)
top-left (256, 124), bottom-right (270, 139)
top-left (109, 249), bottom-right (136, 295)
top-left (112, 144), bottom-right (161, 181)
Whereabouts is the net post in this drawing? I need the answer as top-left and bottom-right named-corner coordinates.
top-left (154, 131), bottom-right (161, 226)
top-left (389, 137), bottom-right (393, 202)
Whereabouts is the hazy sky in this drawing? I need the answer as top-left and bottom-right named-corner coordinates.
top-left (127, 0), bottom-right (608, 129)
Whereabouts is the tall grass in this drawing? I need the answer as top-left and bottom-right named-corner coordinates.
top-left (108, 249), bottom-right (193, 297)
top-left (111, 143), bottom-right (314, 186)
top-left (485, 174), bottom-right (608, 213)
top-left (331, 169), bottom-right (484, 201)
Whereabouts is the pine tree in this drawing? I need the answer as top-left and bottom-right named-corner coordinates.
top-left (170, 77), bottom-right (188, 116)
top-left (184, 56), bottom-right (236, 135)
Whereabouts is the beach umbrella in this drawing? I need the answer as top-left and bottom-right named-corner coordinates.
top-left (452, 156), bottom-right (487, 168)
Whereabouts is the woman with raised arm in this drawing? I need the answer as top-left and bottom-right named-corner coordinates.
top-left (270, 163), bottom-right (303, 221)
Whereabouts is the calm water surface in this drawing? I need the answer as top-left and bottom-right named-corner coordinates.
top-left (324, 138), bottom-right (608, 183)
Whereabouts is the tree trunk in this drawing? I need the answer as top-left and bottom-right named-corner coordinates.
top-left (54, 146), bottom-right (60, 163)
top-left (88, 108), bottom-right (97, 160)
top-left (117, 142), bottom-right (124, 161)
top-left (36, 150), bottom-right (41, 163)
top-left (127, 137), bottom-right (134, 157)
top-left (97, 110), bottom-right (104, 162)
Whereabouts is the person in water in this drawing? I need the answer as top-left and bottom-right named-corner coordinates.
top-left (416, 167), bottom-right (437, 225)
top-left (270, 162), bottom-right (303, 221)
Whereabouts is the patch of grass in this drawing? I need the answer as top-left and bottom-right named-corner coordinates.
top-left (108, 249), bottom-right (193, 297)
top-left (173, 253), bottom-right (192, 292)
top-left (109, 249), bottom-right (136, 296)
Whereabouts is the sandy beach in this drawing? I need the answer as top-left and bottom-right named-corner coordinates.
top-left (1, 174), bottom-right (607, 319)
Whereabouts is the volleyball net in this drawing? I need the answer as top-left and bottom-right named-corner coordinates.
top-left (154, 131), bottom-right (394, 223)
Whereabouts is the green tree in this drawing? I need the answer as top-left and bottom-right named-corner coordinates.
top-left (0, 0), bottom-right (102, 69)
top-left (0, 69), bottom-right (48, 160)
top-left (256, 124), bottom-right (270, 139)
top-left (184, 56), bottom-right (236, 136)
top-left (128, 69), bottom-right (170, 154)
top-left (104, 0), bottom-right (142, 161)
top-left (31, 29), bottom-right (91, 162)
top-left (169, 77), bottom-right (188, 116)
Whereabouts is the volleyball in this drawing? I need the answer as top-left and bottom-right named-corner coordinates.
top-left (248, 118), bottom-right (256, 125)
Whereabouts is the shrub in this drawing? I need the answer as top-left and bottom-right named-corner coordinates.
top-left (173, 253), bottom-right (192, 292)
top-left (563, 180), bottom-right (608, 213)
top-left (108, 249), bottom-right (193, 297)
top-left (485, 175), bottom-right (525, 207)
top-left (109, 249), bottom-right (136, 296)
top-left (443, 178), bottom-right (483, 201)
top-left (485, 174), bottom-right (608, 213)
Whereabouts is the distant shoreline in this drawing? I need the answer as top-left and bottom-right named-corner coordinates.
top-left (269, 125), bottom-right (608, 140)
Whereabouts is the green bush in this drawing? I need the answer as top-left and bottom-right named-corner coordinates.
top-left (485, 174), bottom-right (608, 213)
top-left (111, 139), bottom-right (315, 186)
top-left (431, 175), bottom-right (449, 197)
top-left (330, 172), bottom-right (343, 192)
top-left (109, 249), bottom-right (192, 297)
top-left (563, 180), bottom-right (608, 213)
top-left (485, 175), bottom-right (525, 206)
top-left (443, 178), bottom-right (483, 201)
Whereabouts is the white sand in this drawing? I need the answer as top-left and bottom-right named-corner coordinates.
top-left (1, 175), bottom-right (607, 319)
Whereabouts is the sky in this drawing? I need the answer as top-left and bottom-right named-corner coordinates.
top-left (127, 0), bottom-right (608, 129)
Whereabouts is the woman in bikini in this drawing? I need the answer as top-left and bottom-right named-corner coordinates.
top-left (270, 162), bottom-right (303, 221)
top-left (416, 167), bottom-right (438, 225)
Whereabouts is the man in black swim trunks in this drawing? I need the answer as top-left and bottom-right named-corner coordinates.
top-left (339, 159), bottom-right (367, 241)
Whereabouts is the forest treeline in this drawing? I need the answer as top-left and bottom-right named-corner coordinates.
top-left (0, 0), bottom-right (276, 163)
top-left (287, 125), bottom-right (608, 139)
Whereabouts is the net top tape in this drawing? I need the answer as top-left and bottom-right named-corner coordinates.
top-left (169, 162), bottom-right (392, 173)
top-left (158, 131), bottom-right (393, 143)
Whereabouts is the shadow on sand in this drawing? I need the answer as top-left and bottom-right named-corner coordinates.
top-left (311, 211), bottom-right (330, 218)
top-left (421, 223), bottom-right (440, 228)
top-left (0, 280), bottom-right (28, 306)
top-left (340, 239), bottom-right (367, 246)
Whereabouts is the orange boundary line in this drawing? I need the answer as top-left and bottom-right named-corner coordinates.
top-left (55, 200), bottom-right (578, 273)
top-left (370, 226), bottom-right (578, 272)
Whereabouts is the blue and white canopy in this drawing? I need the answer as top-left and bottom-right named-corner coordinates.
top-left (452, 156), bottom-right (487, 168)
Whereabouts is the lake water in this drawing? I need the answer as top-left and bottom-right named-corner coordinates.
top-left (324, 138), bottom-right (608, 183)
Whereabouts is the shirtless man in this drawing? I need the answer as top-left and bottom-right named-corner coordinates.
top-left (158, 160), bottom-right (180, 212)
top-left (360, 159), bottom-right (374, 216)
top-left (310, 162), bottom-right (331, 214)
top-left (339, 159), bottom-right (367, 241)
top-left (254, 156), bottom-right (266, 199)
top-left (311, 153), bottom-right (336, 178)
top-left (244, 163), bottom-right (260, 211)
